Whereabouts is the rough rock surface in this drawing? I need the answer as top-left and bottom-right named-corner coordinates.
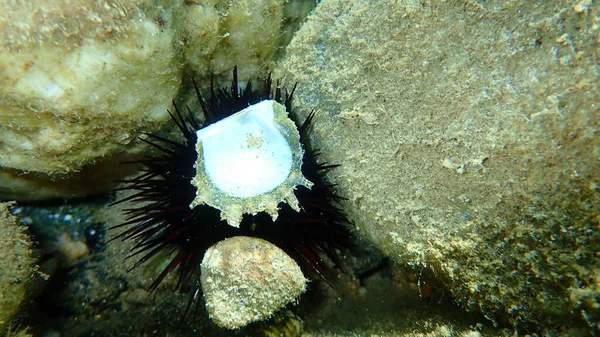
top-left (0, 0), bottom-right (182, 200)
top-left (201, 236), bottom-right (307, 329)
top-left (0, 202), bottom-right (36, 330)
top-left (177, 0), bottom-right (302, 84)
top-left (279, 0), bottom-right (600, 334)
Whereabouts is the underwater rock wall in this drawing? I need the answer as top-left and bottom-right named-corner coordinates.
top-left (279, 0), bottom-right (599, 334)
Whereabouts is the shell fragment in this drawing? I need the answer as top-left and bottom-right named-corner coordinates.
top-left (190, 100), bottom-right (313, 227)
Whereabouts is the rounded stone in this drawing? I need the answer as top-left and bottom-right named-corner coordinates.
top-left (0, 0), bottom-right (181, 200)
top-left (201, 236), bottom-right (307, 329)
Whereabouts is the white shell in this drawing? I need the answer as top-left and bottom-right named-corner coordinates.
top-left (197, 100), bottom-right (292, 198)
top-left (190, 100), bottom-right (313, 227)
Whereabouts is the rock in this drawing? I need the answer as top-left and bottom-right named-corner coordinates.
top-left (0, 0), bottom-right (182, 199)
top-left (278, 0), bottom-right (600, 334)
top-left (177, 0), bottom-right (291, 83)
top-left (201, 236), bottom-right (307, 329)
top-left (0, 202), bottom-right (36, 330)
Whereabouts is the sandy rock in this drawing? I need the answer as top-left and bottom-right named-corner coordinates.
top-left (177, 0), bottom-right (289, 83)
top-left (201, 236), bottom-right (307, 329)
top-left (279, 0), bottom-right (600, 334)
top-left (0, 202), bottom-right (36, 330)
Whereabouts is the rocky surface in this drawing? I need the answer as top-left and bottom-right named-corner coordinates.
top-left (0, 203), bottom-right (36, 331)
top-left (279, 0), bottom-right (600, 334)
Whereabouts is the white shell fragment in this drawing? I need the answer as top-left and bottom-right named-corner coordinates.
top-left (201, 236), bottom-right (308, 329)
top-left (190, 100), bottom-right (313, 227)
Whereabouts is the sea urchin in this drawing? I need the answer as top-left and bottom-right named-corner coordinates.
top-left (110, 67), bottom-right (352, 320)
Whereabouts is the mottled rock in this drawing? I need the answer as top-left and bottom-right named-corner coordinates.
top-left (177, 0), bottom-right (290, 82)
top-left (279, 0), bottom-right (600, 334)
top-left (0, 0), bottom-right (182, 199)
top-left (201, 236), bottom-right (307, 329)
top-left (0, 0), bottom-right (312, 200)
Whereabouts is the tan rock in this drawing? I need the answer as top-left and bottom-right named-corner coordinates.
top-left (279, 0), bottom-right (600, 333)
top-left (201, 236), bottom-right (307, 329)
top-left (0, 0), bottom-right (182, 199)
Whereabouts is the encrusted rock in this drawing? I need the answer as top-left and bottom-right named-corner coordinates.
top-left (280, 0), bottom-right (600, 333)
top-left (0, 202), bottom-right (36, 330)
top-left (201, 236), bottom-right (307, 329)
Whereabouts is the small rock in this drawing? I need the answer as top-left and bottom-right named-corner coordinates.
top-left (201, 236), bottom-right (307, 329)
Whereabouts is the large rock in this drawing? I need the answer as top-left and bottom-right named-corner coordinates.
top-left (279, 0), bottom-right (599, 334)
top-left (0, 0), bottom-right (182, 200)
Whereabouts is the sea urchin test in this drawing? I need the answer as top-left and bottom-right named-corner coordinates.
top-left (190, 100), bottom-right (313, 227)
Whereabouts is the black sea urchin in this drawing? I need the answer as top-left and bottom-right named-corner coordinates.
top-left (110, 67), bottom-right (352, 307)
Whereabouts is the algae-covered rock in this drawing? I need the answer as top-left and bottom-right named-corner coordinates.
top-left (0, 0), bottom-right (182, 200)
top-left (0, 203), bottom-right (36, 330)
top-left (201, 236), bottom-right (307, 329)
top-left (279, 0), bottom-right (600, 334)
